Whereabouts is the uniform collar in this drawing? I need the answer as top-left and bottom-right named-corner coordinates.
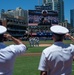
top-left (0, 42), bottom-right (6, 49)
top-left (54, 42), bottom-right (64, 45)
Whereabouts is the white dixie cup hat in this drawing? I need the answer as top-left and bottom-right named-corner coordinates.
top-left (50, 25), bottom-right (69, 34)
top-left (0, 25), bottom-right (7, 34)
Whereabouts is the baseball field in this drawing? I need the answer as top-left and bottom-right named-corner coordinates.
top-left (4, 40), bottom-right (74, 75)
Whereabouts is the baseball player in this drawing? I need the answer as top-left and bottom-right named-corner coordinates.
top-left (38, 25), bottom-right (74, 75)
top-left (0, 26), bottom-right (26, 75)
top-left (35, 37), bottom-right (39, 47)
top-left (29, 37), bottom-right (34, 47)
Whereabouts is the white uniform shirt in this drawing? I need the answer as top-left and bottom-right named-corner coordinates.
top-left (38, 42), bottom-right (74, 75)
top-left (0, 43), bottom-right (26, 75)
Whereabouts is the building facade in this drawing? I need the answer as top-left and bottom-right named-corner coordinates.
top-left (70, 9), bottom-right (74, 27)
top-left (43, 0), bottom-right (52, 6)
top-left (42, 0), bottom-right (64, 23)
top-left (0, 8), bottom-right (28, 39)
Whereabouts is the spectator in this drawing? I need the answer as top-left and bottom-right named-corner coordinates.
top-left (0, 26), bottom-right (26, 75)
top-left (38, 25), bottom-right (74, 75)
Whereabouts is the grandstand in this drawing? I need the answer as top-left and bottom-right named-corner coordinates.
top-left (27, 10), bottom-right (58, 39)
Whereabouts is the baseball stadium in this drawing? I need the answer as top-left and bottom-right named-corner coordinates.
top-left (0, 9), bottom-right (74, 75)
top-left (0, 1), bottom-right (74, 75)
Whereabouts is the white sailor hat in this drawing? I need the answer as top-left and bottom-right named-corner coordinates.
top-left (0, 25), bottom-right (7, 34)
top-left (50, 25), bottom-right (69, 34)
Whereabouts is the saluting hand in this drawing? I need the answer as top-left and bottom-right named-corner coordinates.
top-left (4, 34), bottom-right (12, 40)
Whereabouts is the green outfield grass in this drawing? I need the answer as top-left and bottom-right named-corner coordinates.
top-left (13, 56), bottom-right (40, 75)
top-left (4, 40), bottom-right (74, 75)
top-left (13, 56), bottom-right (74, 75)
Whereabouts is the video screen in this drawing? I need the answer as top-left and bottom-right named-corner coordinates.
top-left (28, 10), bottom-right (59, 26)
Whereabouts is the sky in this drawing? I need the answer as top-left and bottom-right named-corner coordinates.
top-left (0, 0), bottom-right (74, 23)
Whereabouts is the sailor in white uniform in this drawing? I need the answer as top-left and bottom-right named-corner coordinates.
top-left (0, 26), bottom-right (26, 75)
top-left (38, 25), bottom-right (74, 75)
